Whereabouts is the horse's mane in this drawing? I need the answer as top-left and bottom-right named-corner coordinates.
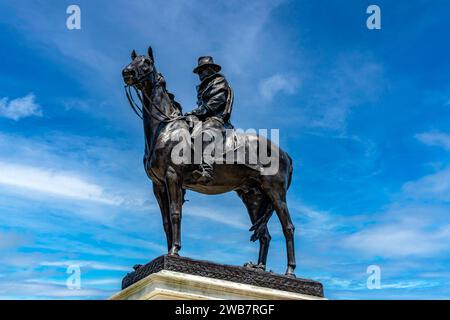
top-left (156, 72), bottom-right (182, 113)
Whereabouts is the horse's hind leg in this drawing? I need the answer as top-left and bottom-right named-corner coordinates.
top-left (237, 189), bottom-right (272, 269)
top-left (256, 199), bottom-right (273, 268)
top-left (262, 184), bottom-right (296, 276)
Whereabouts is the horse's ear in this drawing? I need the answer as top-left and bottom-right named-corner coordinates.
top-left (131, 49), bottom-right (137, 60)
top-left (147, 46), bottom-right (154, 61)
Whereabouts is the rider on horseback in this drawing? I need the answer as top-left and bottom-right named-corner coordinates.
top-left (185, 56), bottom-right (234, 184)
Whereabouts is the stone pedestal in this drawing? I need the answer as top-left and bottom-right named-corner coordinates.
top-left (110, 255), bottom-right (324, 300)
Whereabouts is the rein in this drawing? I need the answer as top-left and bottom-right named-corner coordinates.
top-left (125, 85), bottom-right (145, 119)
top-left (124, 70), bottom-right (182, 123)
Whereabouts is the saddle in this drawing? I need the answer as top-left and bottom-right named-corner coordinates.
top-left (184, 115), bottom-right (262, 172)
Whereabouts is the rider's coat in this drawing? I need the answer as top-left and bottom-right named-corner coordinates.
top-left (190, 73), bottom-right (232, 125)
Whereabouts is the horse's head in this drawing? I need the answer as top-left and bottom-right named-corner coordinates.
top-left (122, 46), bottom-right (156, 89)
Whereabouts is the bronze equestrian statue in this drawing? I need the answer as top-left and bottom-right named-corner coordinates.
top-left (122, 46), bottom-right (297, 276)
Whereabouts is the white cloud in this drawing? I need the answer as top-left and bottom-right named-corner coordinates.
top-left (0, 232), bottom-right (29, 249)
top-left (342, 129), bottom-right (450, 259)
top-left (0, 94), bottom-right (42, 120)
top-left (416, 131), bottom-right (450, 151)
top-left (402, 166), bottom-right (450, 202)
top-left (343, 205), bottom-right (450, 258)
top-left (291, 202), bottom-right (338, 239)
top-left (40, 260), bottom-right (130, 272)
top-left (315, 276), bottom-right (355, 289)
top-left (93, 233), bottom-right (166, 254)
top-left (259, 74), bottom-right (299, 101)
top-left (304, 52), bottom-right (385, 131)
top-left (0, 162), bottom-right (122, 205)
top-left (184, 205), bottom-right (249, 230)
top-left (82, 278), bottom-right (121, 286)
top-left (0, 251), bottom-right (119, 299)
top-left (344, 225), bottom-right (446, 257)
top-left (25, 277), bottom-right (121, 289)
top-left (0, 281), bottom-right (109, 299)
top-left (0, 131), bottom-right (150, 208)
top-left (381, 281), bottom-right (436, 290)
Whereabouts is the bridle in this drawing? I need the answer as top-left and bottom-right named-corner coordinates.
top-left (124, 63), bottom-right (181, 123)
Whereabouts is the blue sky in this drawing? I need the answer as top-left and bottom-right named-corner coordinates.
top-left (0, 0), bottom-right (449, 299)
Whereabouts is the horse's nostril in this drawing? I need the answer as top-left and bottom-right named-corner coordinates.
top-left (123, 68), bottom-right (136, 77)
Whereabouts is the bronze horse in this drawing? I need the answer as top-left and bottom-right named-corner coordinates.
top-left (122, 47), bottom-right (297, 276)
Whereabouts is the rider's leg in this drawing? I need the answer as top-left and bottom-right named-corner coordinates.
top-left (193, 121), bottom-right (224, 184)
top-left (193, 130), bottom-right (214, 184)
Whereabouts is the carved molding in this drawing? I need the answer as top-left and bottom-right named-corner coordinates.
top-left (122, 255), bottom-right (324, 298)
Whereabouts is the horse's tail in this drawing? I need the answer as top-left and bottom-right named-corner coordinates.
top-left (250, 151), bottom-right (293, 242)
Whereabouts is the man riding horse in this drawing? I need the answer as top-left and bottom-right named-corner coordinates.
top-left (122, 47), bottom-right (297, 276)
top-left (185, 56), bottom-right (234, 184)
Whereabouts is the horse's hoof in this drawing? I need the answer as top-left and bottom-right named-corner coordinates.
top-left (244, 262), bottom-right (266, 272)
top-left (256, 263), bottom-right (266, 272)
top-left (243, 261), bottom-right (257, 269)
top-left (285, 272), bottom-right (296, 278)
top-left (168, 247), bottom-right (180, 256)
top-left (285, 266), bottom-right (296, 278)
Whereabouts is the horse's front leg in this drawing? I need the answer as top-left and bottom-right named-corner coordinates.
top-left (165, 166), bottom-right (183, 256)
top-left (152, 182), bottom-right (172, 252)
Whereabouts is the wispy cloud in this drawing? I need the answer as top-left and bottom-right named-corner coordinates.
top-left (402, 132), bottom-right (450, 202)
top-left (302, 52), bottom-right (385, 131)
top-left (184, 205), bottom-right (249, 230)
top-left (381, 281), bottom-right (437, 290)
top-left (259, 74), bottom-right (299, 101)
top-left (342, 126), bottom-right (450, 258)
top-left (40, 260), bottom-right (130, 272)
top-left (344, 219), bottom-right (450, 257)
top-left (0, 130), bottom-right (152, 212)
top-left (0, 232), bottom-right (29, 249)
top-left (291, 202), bottom-right (339, 239)
top-left (0, 281), bottom-right (110, 299)
top-left (0, 94), bottom-right (42, 120)
top-left (402, 166), bottom-right (450, 202)
top-left (416, 131), bottom-right (450, 151)
top-left (342, 174), bottom-right (450, 259)
top-left (341, 129), bottom-right (450, 258)
top-left (0, 162), bottom-right (123, 205)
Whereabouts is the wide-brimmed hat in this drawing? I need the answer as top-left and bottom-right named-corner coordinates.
top-left (193, 56), bottom-right (222, 74)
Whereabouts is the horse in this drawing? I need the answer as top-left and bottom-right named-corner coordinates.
top-left (122, 46), bottom-right (297, 276)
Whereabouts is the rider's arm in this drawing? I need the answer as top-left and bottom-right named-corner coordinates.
top-left (188, 103), bottom-right (210, 118)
